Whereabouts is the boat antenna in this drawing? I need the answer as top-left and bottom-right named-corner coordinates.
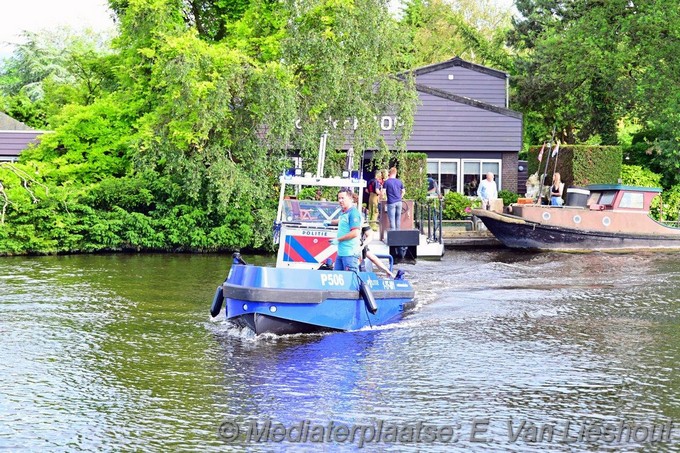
top-left (536, 126), bottom-right (557, 204)
top-left (316, 132), bottom-right (328, 178)
top-left (552, 138), bottom-right (561, 175)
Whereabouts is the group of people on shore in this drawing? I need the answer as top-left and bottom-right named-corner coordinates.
top-left (326, 167), bottom-right (567, 275)
top-left (466, 171), bottom-right (564, 207)
top-left (367, 167), bottom-right (406, 232)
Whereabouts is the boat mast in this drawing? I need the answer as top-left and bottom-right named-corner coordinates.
top-left (537, 126), bottom-right (556, 204)
top-left (316, 132), bottom-right (328, 178)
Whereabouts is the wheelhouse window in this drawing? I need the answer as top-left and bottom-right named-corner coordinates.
top-left (619, 192), bottom-right (644, 209)
top-left (598, 191), bottom-right (617, 206)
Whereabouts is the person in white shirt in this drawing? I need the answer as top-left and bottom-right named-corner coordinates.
top-left (477, 172), bottom-right (498, 210)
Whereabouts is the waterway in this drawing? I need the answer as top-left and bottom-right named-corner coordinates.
top-left (1, 251), bottom-right (678, 451)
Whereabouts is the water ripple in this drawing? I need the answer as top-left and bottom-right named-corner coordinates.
top-left (2, 252), bottom-right (679, 451)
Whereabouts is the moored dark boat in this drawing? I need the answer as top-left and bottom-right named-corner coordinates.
top-left (473, 184), bottom-right (680, 252)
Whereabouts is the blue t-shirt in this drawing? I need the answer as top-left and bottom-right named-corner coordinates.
top-left (383, 177), bottom-right (404, 204)
top-left (337, 206), bottom-right (362, 257)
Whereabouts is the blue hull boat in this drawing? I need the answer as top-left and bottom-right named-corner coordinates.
top-left (212, 264), bottom-right (416, 335)
top-left (210, 136), bottom-right (416, 335)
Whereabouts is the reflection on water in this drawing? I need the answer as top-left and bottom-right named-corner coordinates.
top-left (1, 251), bottom-right (679, 451)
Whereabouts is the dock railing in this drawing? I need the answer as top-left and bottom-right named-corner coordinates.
top-left (415, 198), bottom-right (443, 244)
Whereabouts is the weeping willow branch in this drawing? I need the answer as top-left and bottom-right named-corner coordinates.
top-left (0, 163), bottom-right (49, 199)
top-left (0, 163), bottom-right (50, 224)
top-left (0, 182), bottom-right (12, 225)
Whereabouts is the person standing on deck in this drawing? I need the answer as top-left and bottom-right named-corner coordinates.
top-left (383, 167), bottom-right (405, 230)
top-left (326, 188), bottom-right (362, 272)
top-left (550, 172), bottom-right (565, 206)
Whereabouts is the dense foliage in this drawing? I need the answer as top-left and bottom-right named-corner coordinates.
top-left (442, 191), bottom-right (473, 220)
top-left (0, 0), bottom-right (419, 255)
top-left (397, 152), bottom-right (428, 202)
top-left (2, 0), bottom-right (680, 254)
top-left (497, 189), bottom-right (518, 206)
top-left (620, 165), bottom-right (662, 189)
top-left (400, 0), bottom-right (512, 69)
top-left (510, 0), bottom-right (680, 161)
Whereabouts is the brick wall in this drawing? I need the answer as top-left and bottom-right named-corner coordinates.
top-left (501, 152), bottom-right (519, 193)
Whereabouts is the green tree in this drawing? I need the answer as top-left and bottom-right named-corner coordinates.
top-left (0, 27), bottom-right (115, 128)
top-left (620, 165), bottom-right (662, 188)
top-left (509, 0), bottom-right (680, 188)
top-left (2, 0), bottom-right (419, 254)
top-left (400, 0), bottom-right (513, 69)
top-left (283, 0), bottom-right (417, 158)
top-left (223, 0), bottom-right (289, 63)
top-left (509, 0), bottom-right (635, 146)
top-left (110, 0), bottom-right (254, 43)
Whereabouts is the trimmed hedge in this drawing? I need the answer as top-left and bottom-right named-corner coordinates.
top-left (397, 152), bottom-right (428, 202)
top-left (527, 145), bottom-right (622, 188)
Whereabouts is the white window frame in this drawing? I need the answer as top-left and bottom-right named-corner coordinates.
top-left (428, 158), bottom-right (502, 194)
top-left (462, 159), bottom-right (502, 190)
top-left (427, 159), bottom-right (460, 195)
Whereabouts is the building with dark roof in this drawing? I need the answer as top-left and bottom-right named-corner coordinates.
top-left (378, 56), bottom-right (523, 194)
top-left (2, 57), bottom-right (523, 194)
top-left (0, 112), bottom-right (49, 162)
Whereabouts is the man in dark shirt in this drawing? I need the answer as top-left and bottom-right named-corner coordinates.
top-left (427, 174), bottom-right (440, 197)
top-left (383, 167), bottom-right (405, 230)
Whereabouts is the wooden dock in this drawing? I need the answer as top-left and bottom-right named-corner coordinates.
top-left (441, 220), bottom-right (502, 248)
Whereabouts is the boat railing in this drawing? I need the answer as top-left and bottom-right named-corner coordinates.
top-left (275, 174), bottom-right (366, 224)
top-left (414, 198), bottom-right (443, 244)
top-left (362, 253), bottom-right (394, 273)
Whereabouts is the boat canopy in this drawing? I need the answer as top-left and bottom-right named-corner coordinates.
top-left (586, 184), bottom-right (661, 211)
top-left (276, 175), bottom-right (366, 224)
top-left (586, 184), bottom-right (662, 193)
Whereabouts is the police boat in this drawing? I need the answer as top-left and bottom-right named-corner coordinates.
top-left (210, 168), bottom-right (416, 335)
